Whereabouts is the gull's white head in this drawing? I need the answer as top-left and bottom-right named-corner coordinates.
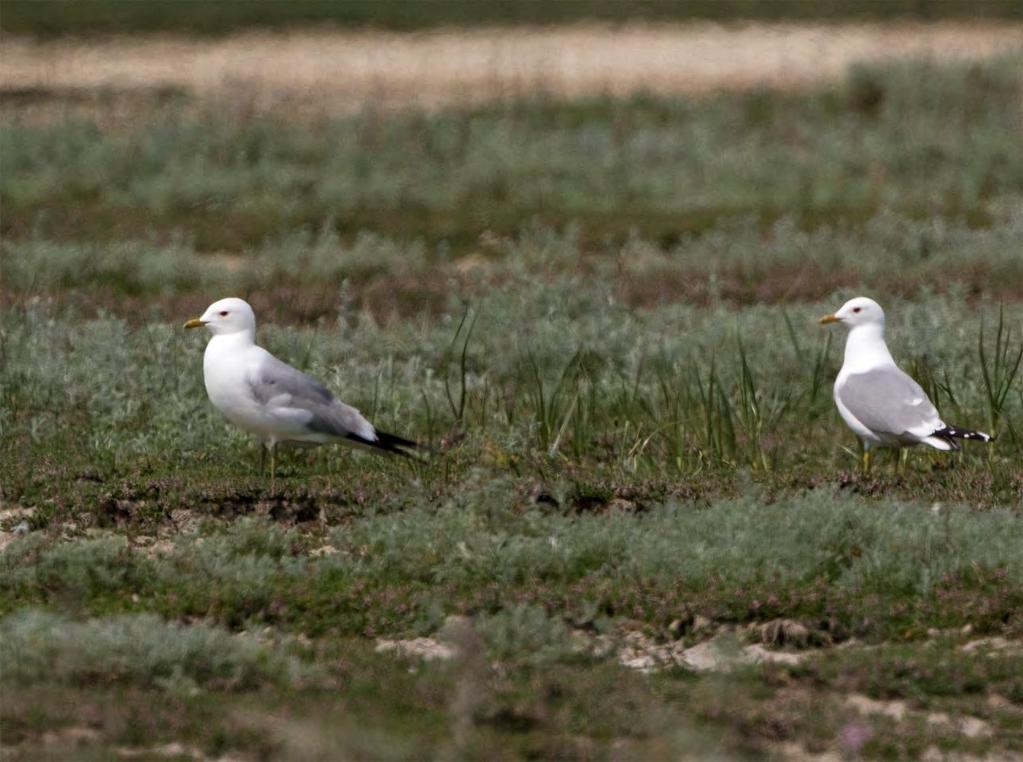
top-left (819, 296), bottom-right (885, 330)
top-left (184, 297), bottom-right (256, 337)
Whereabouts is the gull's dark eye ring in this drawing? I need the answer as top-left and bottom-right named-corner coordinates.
top-left (852, 307), bottom-right (862, 313)
top-left (219, 311), bottom-right (229, 316)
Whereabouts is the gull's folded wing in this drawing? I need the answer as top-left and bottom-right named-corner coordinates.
top-left (248, 354), bottom-right (377, 441)
top-left (837, 367), bottom-right (942, 438)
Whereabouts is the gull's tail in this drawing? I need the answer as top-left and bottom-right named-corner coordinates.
top-left (930, 425), bottom-right (993, 450)
top-left (346, 430), bottom-right (420, 458)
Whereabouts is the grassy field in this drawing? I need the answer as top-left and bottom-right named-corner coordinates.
top-left (2, 47), bottom-right (1023, 760)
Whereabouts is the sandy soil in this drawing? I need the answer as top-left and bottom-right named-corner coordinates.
top-left (2, 22), bottom-right (1021, 114)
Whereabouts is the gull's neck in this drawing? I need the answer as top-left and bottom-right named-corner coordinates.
top-left (207, 329), bottom-right (256, 354)
top-left (841, 323), bottom-right (895, 374)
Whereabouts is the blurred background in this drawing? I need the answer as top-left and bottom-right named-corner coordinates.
top-left (3, 1), bottom-right (1022, 325)
top-left (3, 1), bottom-right (1022, 296)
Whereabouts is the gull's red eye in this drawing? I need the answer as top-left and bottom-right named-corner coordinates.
top-left (852, 307), bottom-right (862, 313)
top-left (219, 311), bottom-right (229, 316)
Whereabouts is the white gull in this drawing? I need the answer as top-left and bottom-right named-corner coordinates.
top-left (185, 297), bottom-right (417, 478)
top-left (819, 297), bottom-right (990, 470)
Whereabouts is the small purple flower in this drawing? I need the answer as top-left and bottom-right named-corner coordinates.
top-left (838, 720), bottom-right (873, 756)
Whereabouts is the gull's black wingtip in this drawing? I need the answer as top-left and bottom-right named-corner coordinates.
top-left (376, 430), bottom-right (420, 450)
top-left (932, 425), bottom-right (994, 446)
top-left (346, 430), bottom-right (420, 457)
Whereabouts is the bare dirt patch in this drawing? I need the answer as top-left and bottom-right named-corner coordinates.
top-left (375, 637), bottom-right (457, 662)
top-left (845, 695), bottom-right (994, 739)
top-left (2, 22), bottom-right (1021, 117)
top-left (614, 629), bottom-right (816, 673)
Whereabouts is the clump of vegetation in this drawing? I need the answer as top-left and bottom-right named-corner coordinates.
top-left (1, 610), bottom-right (308, 691)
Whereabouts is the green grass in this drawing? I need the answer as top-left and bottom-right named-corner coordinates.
top-left (3, 0), bottom-right (1021, 37)
top-left (2, 54), bottom-right (1023, 759)
top-left (2, 289), bottom-right (1020, 494)
top-left (4, 494), bottom-right (1022, 639)
top-left (5, 57), bottom-right (1022, 254)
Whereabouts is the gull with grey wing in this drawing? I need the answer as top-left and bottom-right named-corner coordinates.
top-left (819, 296), bottom-right (990, 471)
top-left (185, 297), bottom-right (417, 480)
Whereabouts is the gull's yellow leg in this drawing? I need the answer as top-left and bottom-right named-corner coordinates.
top-left (862, 449), bottom-right (873, 474)
top-left (270, 443), bottom-right (277, 492)
top-left (896, 448), bottom-right (908, 475)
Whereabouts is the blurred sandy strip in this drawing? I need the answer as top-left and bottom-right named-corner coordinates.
top-left (2, 23), bottom-right (1022, 112)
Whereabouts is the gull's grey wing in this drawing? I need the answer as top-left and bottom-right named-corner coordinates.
top-left (251, 355), bottom-right (333, 406)
top-left (837, 367), bottom-right (942, 437)
top-left (249, 355), bottom-right (376, 440)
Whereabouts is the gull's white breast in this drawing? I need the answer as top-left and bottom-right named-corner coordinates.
top-left (203, 339), bottom-right (284, 438)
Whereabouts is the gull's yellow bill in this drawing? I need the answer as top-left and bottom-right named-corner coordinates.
top-left (818, 313), bottom-right (841, 325)
top-left (183, 318), bottom-right (207, 329)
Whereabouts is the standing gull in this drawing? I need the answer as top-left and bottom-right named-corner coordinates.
top-left (185, 297), bottom-right (417, 478)
top-left (819, 297), bottom-right (990, 471)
